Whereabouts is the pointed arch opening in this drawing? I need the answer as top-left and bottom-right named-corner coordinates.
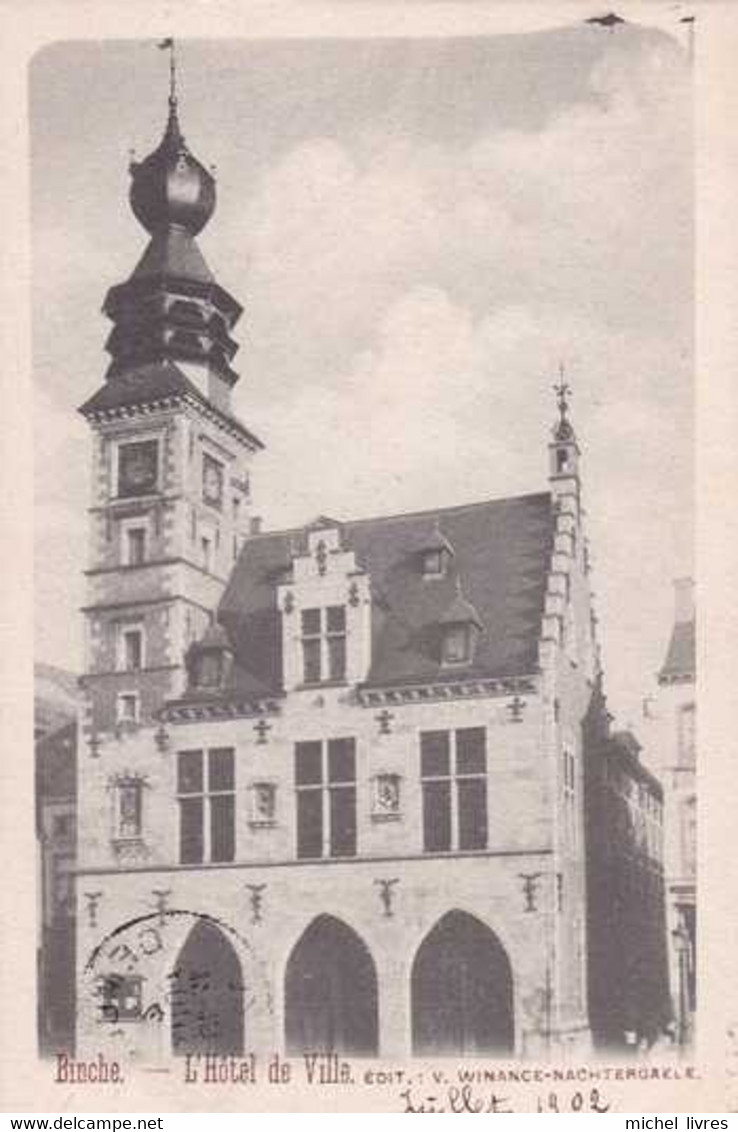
top-left (170, 917), bottom-right (244, 1056)
top-left (411, 910), bottom-right (514, 1056)
top-left (284, 914), bottom-right (378, 1056)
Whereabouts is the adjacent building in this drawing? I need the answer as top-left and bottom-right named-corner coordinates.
top-left (36, 711), bottom-right (78, 1055)
top-left (66, 86), bottom-right (671, 1062)
top-left (583, 708), bottom-right (670, 1048)
top-left (643, 579), bottom-right (696, 1043)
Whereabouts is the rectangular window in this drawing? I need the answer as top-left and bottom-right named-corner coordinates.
top-left (177, 748), bottom-right (235, 864)
top-left (301, 609), bottom-right (323, 683)
top-left (295, 738), bottom-right (357, 859)
top-left (116, 779), bottom-right (143, 839)
top-left (562, 747), bottom-right (576, 846)
top-left (678, 703), bottom-right (696, 766)
top-left (201, 536), bottom-right (213, 573)
top-left (122, 627), bottom-right (143, 672)
top-left (125, 526), bottom-right (147, 566)
top-left (422, 549), bottom-right (444, 577)
top-left (300, 606), bottom-right (348, 684)
top-left (442, 625), bottom-right (471, 665)
top-left (326, 606), bottom-right (347, 681)
top-left (421, 728), bottom-right (487, 852)
top-left (117, 439), bottom-right (159, 499)
top-left (116, 692), bottom-right (139, 725)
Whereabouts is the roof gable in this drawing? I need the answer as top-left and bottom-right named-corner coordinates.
top-left (217, 492), bottom-right (554, 697)
top-left (659, 619), bottom-right (695, 683)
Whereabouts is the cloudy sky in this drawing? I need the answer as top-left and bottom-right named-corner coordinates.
top-left (31, 23), bottom-right (693, 727)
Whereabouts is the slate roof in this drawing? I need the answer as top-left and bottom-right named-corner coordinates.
top-left (213, 492), bottom-right (554, 700)
top-left (658, 619), bottom-right (695, 683)
top-left (78, 360), bottom-right (263, 450)
top-left (130, 228), bottom-right (215, 285)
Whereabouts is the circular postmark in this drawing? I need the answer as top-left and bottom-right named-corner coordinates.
top-left (83, 908), bottom-right (272, 1061)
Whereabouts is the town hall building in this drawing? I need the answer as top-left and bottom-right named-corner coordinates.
top-left (71, 77), bottom-right (670, 1063)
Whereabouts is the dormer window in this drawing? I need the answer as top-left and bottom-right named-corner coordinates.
top-left (419, 524), bottom-right (454, 579)
top-left (422, 549), bottom-right (445, 578)
top-left (196, 651), bottom-right (223, 688)
top-left (442, 623), bottom-right (473, 666)
top-left (439, 582), bottom-right (483, 668)
top-left (300, 606), bottom-right (347, 685)
top-left (186, 623), bottom-right (233, 692)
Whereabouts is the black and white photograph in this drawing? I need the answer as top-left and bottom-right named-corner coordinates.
top-left (13, 0), bottom-right (726, 1111)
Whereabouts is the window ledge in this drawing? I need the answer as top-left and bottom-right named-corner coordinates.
top-left (370, 812), bottom-right (402, 824)
top-left (111, 836), bottom-right (148, 861)
top-left (296, 680), bottom-right (349, 691)
top-left (114, 720), bottom-right (140, 735)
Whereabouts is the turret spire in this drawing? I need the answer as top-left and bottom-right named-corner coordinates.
top-left (548, 362), bottom-right (581, 510)
top-left (552, 362), bottom-right (577, 444)
top-left (157, 36), bottom-right (178, 110)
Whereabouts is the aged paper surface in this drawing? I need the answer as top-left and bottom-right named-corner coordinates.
top-left (1, 0), bottom-right (737, 1114)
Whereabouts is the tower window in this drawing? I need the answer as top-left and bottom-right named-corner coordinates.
top-left (202, 453), bottom-right (224, 509)
top-left (177, 748), bottom-right (235, 865)
top-left (556, 448), bottom-right (570, 473)
top-left (116, 439), bottom-right (159, 498)
top-left (295, 738), bottom-right (356, 859)
top-left (116, 692), bottom-right (140, 725)
top-left (124, 525), bottom-right (147, 566)
top-left (562, 747), bottom-right (577, 846)
top-left (201, 535), bottom-right (213, 573)
top-left (420, 728), bottom-right (487, 853)
top-left (120, 626), bottom-right (144, 672)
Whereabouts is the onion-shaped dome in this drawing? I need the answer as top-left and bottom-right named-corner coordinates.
top-left (129, 98), bottom-right (216, 236)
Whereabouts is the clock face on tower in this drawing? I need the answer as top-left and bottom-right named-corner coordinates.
top-left (202, 452), bottom-right (224, 509)
top-left (117, 440), bottom-right (159, 498)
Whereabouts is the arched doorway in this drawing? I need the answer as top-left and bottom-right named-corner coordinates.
top-left (170, 918), bottom-right (244, 1056)
top-left (284, 915), bottom-right (378, 1056)
top-left (411, 910), bottom-right (514, 1056)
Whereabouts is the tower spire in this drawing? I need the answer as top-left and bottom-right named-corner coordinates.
top-left (158, 37), bottom-right (178, 110)
top-left (554, 362), bottom-right (571, 428)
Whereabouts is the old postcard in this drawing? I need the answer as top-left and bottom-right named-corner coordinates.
top-left (1, 0), bottom-right (737, 1114)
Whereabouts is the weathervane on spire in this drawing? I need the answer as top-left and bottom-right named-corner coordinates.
top-left (157, 37), bottom-right (178, 108)
top-left (553, 362), bottom-right (572, 423)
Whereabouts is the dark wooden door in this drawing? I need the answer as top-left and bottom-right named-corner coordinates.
top-left (171, 918), bottom-right (244, 1056)
top-left (412, 911), bottom-right (514, 1056)
top-left (285, 915), bottom-right (378, 1056)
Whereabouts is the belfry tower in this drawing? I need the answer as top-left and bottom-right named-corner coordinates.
top-left (78, 53), bottom-right (262, 744)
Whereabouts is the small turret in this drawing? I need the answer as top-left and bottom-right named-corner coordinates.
top-left (548, 366), bottom-right (581, 516)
